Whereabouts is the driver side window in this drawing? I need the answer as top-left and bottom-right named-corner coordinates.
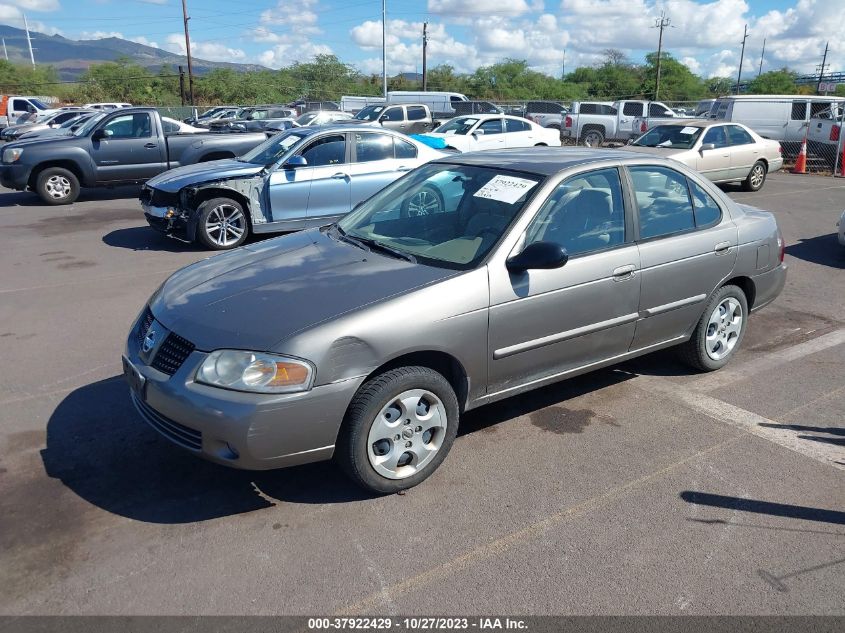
top-left (102, 113), bottom-right (151, 139)
top-left (299, 134), bottom-right (346, 166)
top-left (524, 168), bottom-right (626, 256)
top-left (478, 119), bottom-right (503, 135)
top-left (702, 126), bottom-right (728, 148)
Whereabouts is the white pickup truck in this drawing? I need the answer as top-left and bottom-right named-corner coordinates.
top-left (807, 105), bottom-right (844, 170)
top-left (562, 100), bottom-right (683, 146)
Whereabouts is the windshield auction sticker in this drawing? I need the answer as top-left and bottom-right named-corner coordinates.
top-left (680, 126), bottom-right (699, 135)
top-left (473, 175), bottom-right (538, 204)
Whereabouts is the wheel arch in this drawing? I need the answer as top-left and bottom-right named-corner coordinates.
top-left (363, 350), bottom-right (470, 413)
top-left (723, 275), bottom-right (756, 310)
top-left (28, 160), bottom-right (86, 189)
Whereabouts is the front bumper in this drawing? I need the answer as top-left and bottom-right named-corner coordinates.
top-left (0, 162), bottom-right (30, 190)
top-left (142, 202), bottom-right (193, 240)
top-left (123, 313), bottom-right (364, 470)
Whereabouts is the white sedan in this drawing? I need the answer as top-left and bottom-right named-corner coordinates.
top-left (424, 114), bottom-right (562, 152)
top-left (162, 117), bottom-right (206, 134)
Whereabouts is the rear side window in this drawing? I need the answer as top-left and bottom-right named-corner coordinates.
top-left (394, 138), bottom-right (417, 159)
top-left (689, 180), bottom-right (722, 227)
top-left (629, 166), bottom-right (695, 239)
top-left (810, 102), bottom-right (832, 118)
top-left (727, 125), bottom-right (754, 146)
top-left (790, 101), bottom-right (808, 120)
top-left (505, 118), bottom-right (530, 132)
top-left (713, 101), bottom-right (729, 119)
top-left (162, 119), bottom-right (180, 134)
top-left (623, 102), bottom-right (642, 116)
top-left (354, 133), bottom-right (394, 162)
top-left (407, 106), bottom-right (427, 121)
top-left (649, 103), bottom-right (672, 117)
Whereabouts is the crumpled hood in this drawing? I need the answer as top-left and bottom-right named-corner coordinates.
top-left (149, 228), bottom-right (456, 352)
top-left (145, 158), bottom-right (265, 192)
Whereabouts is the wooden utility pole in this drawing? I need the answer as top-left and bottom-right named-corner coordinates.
top-left (181, 0), bottom-right (195, 106)
top-left (422, 22), bottom-right (428, 91)
top-left (817, 42), bottom-right (829, 94)
top-left (653, 11), bottom-right (670, 100)
top-left (735, 24), bottom-right (748, 94)
top-left (758, 37), bottom-right (765, 77)
top-left (381, 0), bottom-right (387, 98)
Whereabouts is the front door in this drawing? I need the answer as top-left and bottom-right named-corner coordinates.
top-left (473, 118), bottom-right (506, 150)
top-left (90, 112), bottom-right (166, 181)
top-left (696, 125), bottom-right (732, 181)
top-left (487, 167), bottom-right (641, 395)
top-left (627, 165), bottom-right (737, 351)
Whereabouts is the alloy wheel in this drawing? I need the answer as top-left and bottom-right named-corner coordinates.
top-left (705, 297), bottom-right (743, 361)
top-left (406, 190), bottom-right (442, 216)
top-left (749, 165), bottom-right (765, 189)
top-left (367, 389), bottom-right (448, 480)
top-left (205, 203), bottom-right (246, 247)
top-left (44, 175), bottom-right (72, 200)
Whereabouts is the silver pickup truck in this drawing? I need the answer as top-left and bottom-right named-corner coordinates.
top-left (563, 100), bottom-right (684, 146)
top-left (807, 105), bottom-right (844, 170)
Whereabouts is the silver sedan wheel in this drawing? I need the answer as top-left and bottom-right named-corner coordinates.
top-left (749, 164), bottom-right (765, 189)
top-left (406, 189), bottom-right (442, 216)
top-left (205, 203), bottom-right (246, 247)
top-left (44, 175), bottom-right (72, 200)
top-left (367, 389), bottom-right (448, 480)
top-left (705, 297), bottom-right (743, 361)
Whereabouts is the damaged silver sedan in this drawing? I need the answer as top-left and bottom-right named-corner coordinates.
top-left (140, 125), bottom-right (445, 250)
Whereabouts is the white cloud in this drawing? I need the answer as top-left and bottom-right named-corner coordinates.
top-left (259, 0), bottom-right (321, 36)
top-left (81, 30), bottom-right (122, 39)
top-left (163, 33), bottom-right (246, 62)
top-left (427, 0), bottom-right (533, 16)
top-left (258, 40), bottom-right (333, 68)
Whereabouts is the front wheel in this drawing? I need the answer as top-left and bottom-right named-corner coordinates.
top-left (196, 197), bottom-right (249, 250)
top-left (35, 167), bottom-right (80, 205)
top-left (679, 284), bottom-right (748, 371)
top-left (742, 160), bottom-right (767, 192)
top-left (336, 366), bottom-right (460, 494)
top-left (401, 185), bottom-right (444, 217)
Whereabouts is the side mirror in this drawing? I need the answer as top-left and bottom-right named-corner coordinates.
top-left (506, 241), bottom-right (569, 273)
top-left (284, 155), bottom-right (308, 169)
top-left (699, 143), bottom-right (715, 153)
top-left (92, 128), bottom-right (113, 141)
top-left (472, 129), bottom-right (485, 137)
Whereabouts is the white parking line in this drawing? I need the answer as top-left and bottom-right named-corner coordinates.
top-left (690, 328), bottom-right (845, 392)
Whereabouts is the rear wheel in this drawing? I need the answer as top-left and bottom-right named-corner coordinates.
top-left (336, 366), bottom-right (459, 494)
top-left (196, 197), bottom-right (249, 250)
top-left (35, 167), bottom-right (80, 205)
top-left (581, 128), bottom-right (605, 147)
top-left (742, 160), bottom-right (767, 192)
top-left (679, 284), bottom-right (748, 371)
top-left (401, 185), bottom-right (444, 217)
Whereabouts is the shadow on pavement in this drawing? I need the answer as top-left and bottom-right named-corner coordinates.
top-left (785, 234), bottom-right (845, 269)
top-left (102, 227), bottom-right (201, 253)
top-left (0, 186), bottom-right (142, 207)
top-left (680, 491), bottom-right (845, 525)
top-left (757, 422), bottom-right (845, 449)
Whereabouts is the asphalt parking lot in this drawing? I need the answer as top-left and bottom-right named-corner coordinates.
top-left (0, 171), bottom-right (843, 616)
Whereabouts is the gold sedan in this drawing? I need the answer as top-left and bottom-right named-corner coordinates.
top-left (621, 120), bottom-right (783, 192)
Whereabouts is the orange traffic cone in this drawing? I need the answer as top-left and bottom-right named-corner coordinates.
top-left (792, 139), bottom-right (807, 174)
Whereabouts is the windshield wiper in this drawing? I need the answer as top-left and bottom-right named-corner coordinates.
top-left (352, 235), bottom-right (417, 263)
top-left (329, 224), bottom-right (371, 252)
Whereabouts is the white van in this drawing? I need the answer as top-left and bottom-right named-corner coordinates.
top-left (340, 95), bottom-right (386, 113)
top-left (387, 91), bottom-right (468, 117)
top-left (710, 94), bottom-right (845, 150)
top-left (0, 95), bottom-right (59, 128)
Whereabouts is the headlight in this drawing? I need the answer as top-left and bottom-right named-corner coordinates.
top-left (196, 350), bottom-right (314, 394)
top-left (2, 147), bottom-right (23, 163)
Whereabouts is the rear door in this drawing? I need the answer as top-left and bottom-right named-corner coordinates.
top-left (348, 131), bottom-right (400, 205)
top-left (90, 112), bottom-right (166, 181)
top-left (503, 117), bottom-right (534, 148)
top-left (627, 165), bottom-right (737, 350)
top-left (405, 105), bottom-right (430, 133)
top-left (725, 125), bottom-right (759, 179)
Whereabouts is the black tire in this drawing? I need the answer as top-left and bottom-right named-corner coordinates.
top-left (679, 284), bottom-right (749, 372)
top-left (534, 143), bottom-right (548, 147)
top-left (742, 160), bottom-right (767, 192)
top-left (581, 128), bottom-right (605, 147)
top-left (335, 366), bottom-right (460, 494)
top-left (195, 196), bottom-right (249, 250)
top-left (35, 167), bottom-right (80, 205)
top-left (401, 185), bottom-right (445, 217)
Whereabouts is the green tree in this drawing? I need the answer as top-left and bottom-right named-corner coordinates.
top-left (747, 68), bottom-right (798, 94)
top-left (641, 52), bottom-right (707, 101)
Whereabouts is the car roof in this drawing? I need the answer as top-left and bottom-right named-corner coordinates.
top-left (433, 148), bottom-right (651, 176)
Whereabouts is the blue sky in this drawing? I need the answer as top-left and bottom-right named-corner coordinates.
top-left (1, 0), bottom-right (842, 79)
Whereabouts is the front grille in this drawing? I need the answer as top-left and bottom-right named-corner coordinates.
top-left (150, 332), bottom-right (195, 376)
top-left (135, 307), bottom-right (154, 348)
top-left (131, 392), bottom-right (202, 451)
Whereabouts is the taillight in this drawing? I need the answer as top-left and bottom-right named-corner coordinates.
top-left (777, 230), bottom-right (785, 263)
top-left (565, 115), bottom-right (572, 128)
top-left (831, 125), bottom-right (841, 142)
top-left (640, 120), bottom-right (647, 132)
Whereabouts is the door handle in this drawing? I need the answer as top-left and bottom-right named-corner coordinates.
top-left (144, 143), bottom-right (157, 149)
top-left (612, 264), bottom-right (636, 280)
top-left (714, 241), bottom-right (732, 254)
top-left (331, 173), bottom-right (348, 179)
